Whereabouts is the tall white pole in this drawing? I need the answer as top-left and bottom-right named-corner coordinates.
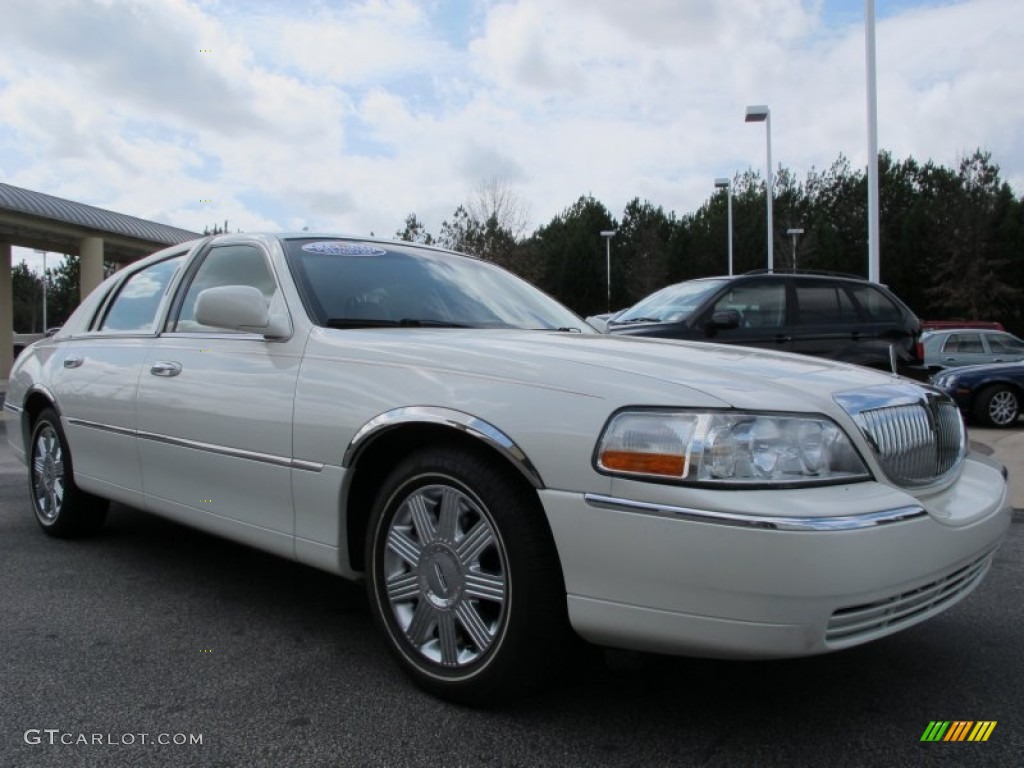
top-left (606, 237), bottom-right (611, 310)
top-left (866, 0), bottom-right (880, 283)
top-left (727, 185), bottom-right (734, 276)
top-left (600, 230), bottom-right (617, 311)
top-left (766, 113), bottom-right (774, 273)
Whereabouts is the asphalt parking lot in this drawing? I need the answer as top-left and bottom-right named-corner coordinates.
top-left (0, 413), bottom-right (1021, 768)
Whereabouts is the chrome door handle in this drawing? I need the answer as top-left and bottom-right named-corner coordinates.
top-left (63, 356), bottom-right (84, 369)
top-left (150, 361), bottom-right (182, 377)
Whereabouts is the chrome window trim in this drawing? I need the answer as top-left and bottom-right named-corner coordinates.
top-left (64, 418), bottom-right (323, 472)
top-left (584, 493), bottom-right (926, 531)
top-left (343, 406), bottom-right (544, 489)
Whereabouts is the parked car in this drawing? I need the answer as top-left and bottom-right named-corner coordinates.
top-left (922, 329), bottom-right (1024, 370)
top-left (4, 235), bottom-right (1010, 703)
top-left (607, 272), bottom-right (924, 375)
top-left (922, 320), bottom-right (1004, 331)
top-left (932, 362), bottom-right (1023, 427)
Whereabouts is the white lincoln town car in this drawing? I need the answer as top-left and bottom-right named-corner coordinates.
top-left (4, 234), bottom-right (1011, 703)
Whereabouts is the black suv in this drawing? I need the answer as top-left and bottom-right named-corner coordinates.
top-left (607, 272), bottom-right (924, 374)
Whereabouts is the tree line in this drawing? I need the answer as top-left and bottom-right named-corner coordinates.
top-left (400, 150), bottom-right (1024, 334)
top-left (10, 149), bottom-right (1023, 336)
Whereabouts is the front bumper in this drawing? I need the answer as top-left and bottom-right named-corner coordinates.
top-left (540, 453), bottom-right (1010, 659)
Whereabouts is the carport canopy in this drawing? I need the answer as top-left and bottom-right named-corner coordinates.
top-left (1, 182), bottom-right (200, 379)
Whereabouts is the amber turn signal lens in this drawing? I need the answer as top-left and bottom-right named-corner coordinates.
top-left (600, 450), bottom-right (686, 477)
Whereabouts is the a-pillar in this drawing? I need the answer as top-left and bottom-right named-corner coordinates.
top-left (80, 236), bottom-right (105, 299)
top-left (0, 243), bottom-right (12, 381)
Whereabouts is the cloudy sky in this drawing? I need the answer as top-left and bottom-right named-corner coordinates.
top-left (2, 0), bottom-right (1021, 273)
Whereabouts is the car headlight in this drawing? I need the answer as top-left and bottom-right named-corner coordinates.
top-left (595, 410), bottom-right (870, 486)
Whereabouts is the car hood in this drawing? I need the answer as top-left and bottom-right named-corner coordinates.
top-left (307, 328), bottom-right (893, 415)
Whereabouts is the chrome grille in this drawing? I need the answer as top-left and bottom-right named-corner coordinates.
top-left (834, 384), bottom-right (966, 489)
top-left (826, 551), bottom-right (993, 644)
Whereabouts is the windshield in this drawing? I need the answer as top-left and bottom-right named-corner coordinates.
top-left (283, 239), bottom-right (590, 332)
top-left (613, 279), bottom-right (728, 324)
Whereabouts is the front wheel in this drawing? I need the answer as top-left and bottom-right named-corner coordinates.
top-left (366, 446), bottom-right (569, 704)
top-left (29, 408), bottom-right (109, 537)
top-left (974, 386), bottom-right (1020, 428)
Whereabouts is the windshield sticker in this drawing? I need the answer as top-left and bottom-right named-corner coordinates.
top-left (302, 242), bottom-right (387, 256)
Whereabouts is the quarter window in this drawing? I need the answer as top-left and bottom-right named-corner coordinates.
top-left (848, 285), bottom-right (902, 323)
top-left (99, 255), bottom-right (185, 332)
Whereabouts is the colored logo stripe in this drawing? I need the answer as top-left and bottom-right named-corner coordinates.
top-left (921, 721), bottom-right (949, 741)
top-left (921, 721), bottom-right (996, 742)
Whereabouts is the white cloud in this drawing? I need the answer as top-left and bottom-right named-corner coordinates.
top-left (0, 0), bottom-right (1021, 246)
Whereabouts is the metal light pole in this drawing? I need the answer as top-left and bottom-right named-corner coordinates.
top-left (866, 0), bottom-right (880, 283)
top-left (714, 178), bottom-right (734, 275)
top-left (745, 105), bottom-right (773, 272)
top-left (34, 249), bottom-right (48, 332)
top-left (600, 230), bottom-right (617, 311)
top-left (786, 228), bottom-right (804, 271)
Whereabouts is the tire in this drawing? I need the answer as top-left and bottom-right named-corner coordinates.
top-left (973, 386), bottom-right (1020, 428)
top-left (366, 446), bottom-right (569, 704)
top-left (29, 408), bottom-right (109, 537)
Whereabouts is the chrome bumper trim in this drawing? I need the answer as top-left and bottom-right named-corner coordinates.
top-left (66, 417), bottom-right (324, 472)
top-left (2, 401), bottom-right (22, 414)
top-left (583, 493), bottom-right (927, 531)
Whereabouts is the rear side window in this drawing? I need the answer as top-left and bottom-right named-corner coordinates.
top-left (848, 284), bottom-right (903, 323)
top-left (794, 282), bottom-right (860, 325)
top-left (99, 256), bottom-right (185, 332)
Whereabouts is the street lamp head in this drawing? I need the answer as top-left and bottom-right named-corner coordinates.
top-left (714, 177), bottom-right (730, 189)
top-left (786, 228), bottom-right (804, 236)
top-left (745, 105), bottom-right (769, 122)
top-left (599, 230), bottom-right (617, 237)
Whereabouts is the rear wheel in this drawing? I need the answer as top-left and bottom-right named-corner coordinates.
top-left (366, 446), bottom-right (568, 704)
top-left (974, 386), bottom-right (1020, 428)
top-left (29, 408), bottom-right (108, 537)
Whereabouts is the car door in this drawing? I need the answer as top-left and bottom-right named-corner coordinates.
top-left (939, 332), bottom-right (988, 367)
top-left (788, 279), bottom-right (864, 362)
top-left (697, 278), bottom-right (791, 351)
top-left (135, 242), bottom-right (303, 558)
top-left (50, 253), bottom-right (187, 507)
top-left (984, 333), bottom-right (1024, 364)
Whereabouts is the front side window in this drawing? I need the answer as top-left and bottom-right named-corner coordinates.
top-left (987, 334), bottom-right (1024, 354)
top-left (173, 245), bottom-right (280, 333)
top-left (99, 255), bottom-right (185, 332)
top-left (711, 282), bottom-right (786, 330)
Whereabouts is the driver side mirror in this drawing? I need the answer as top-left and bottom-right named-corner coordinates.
top-left (194, 285), bottom-right (290, 339)
top-left (708, 309), bottom-right (741, 331)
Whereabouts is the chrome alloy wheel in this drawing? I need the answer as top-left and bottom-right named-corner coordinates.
top-left (383, 483), bottom-right (509, 668)
top-left (32, 424), bottom-right (66, 523)
top-left (987, 390), bottom-right (1019, 426)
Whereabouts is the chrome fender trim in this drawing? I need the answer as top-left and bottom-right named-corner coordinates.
top-left (343, 406), bottom-right (544, 489)
top-left (584, 493), bottom-right (927, 531)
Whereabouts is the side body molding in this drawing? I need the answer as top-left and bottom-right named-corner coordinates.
top-left (342, 406), bottom-right (545, 489)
